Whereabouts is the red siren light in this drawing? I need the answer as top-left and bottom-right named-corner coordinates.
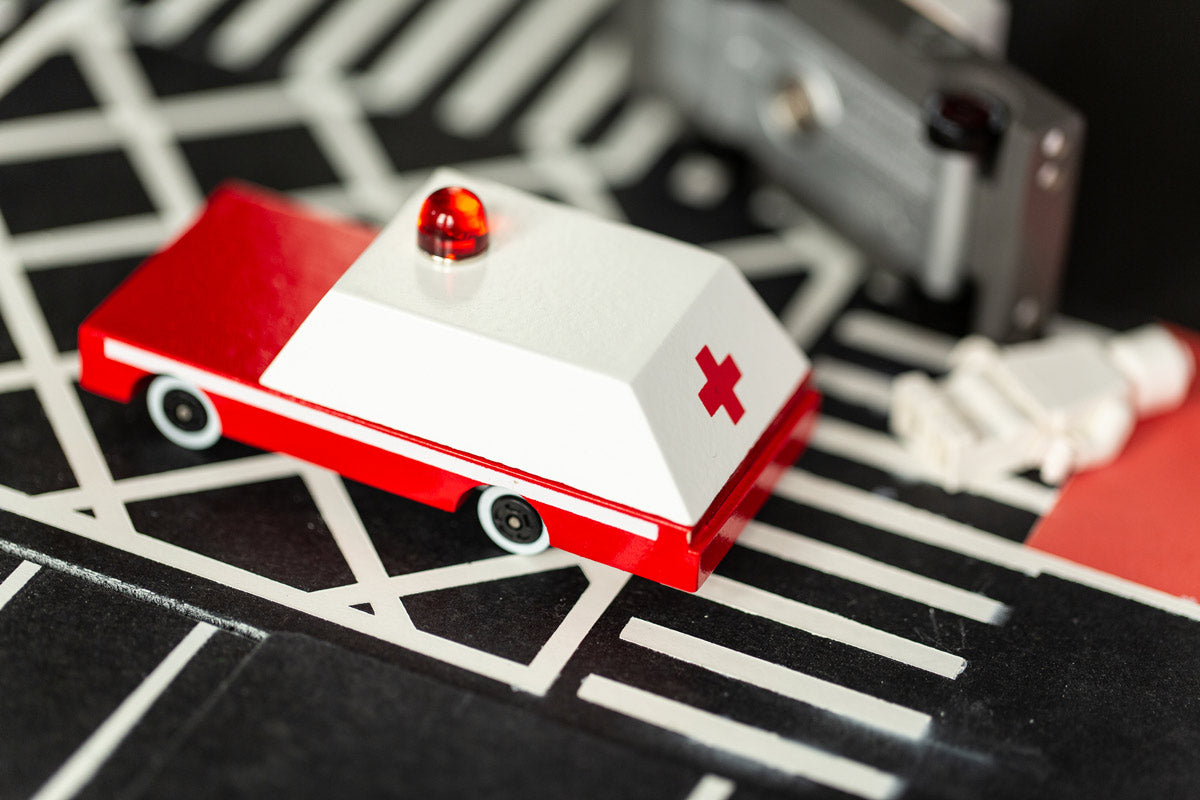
top-left (416, 186), bottom-right (490, 261)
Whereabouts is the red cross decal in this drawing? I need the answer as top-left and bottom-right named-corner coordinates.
top-left (696, 346), bottom-right (744, 424)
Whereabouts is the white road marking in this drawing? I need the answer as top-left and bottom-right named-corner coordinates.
top-left (515, 35), bottom-right (630, 149)
top-left (0, 360), bottom-right (32, 393)
top-left (578, 675), bottom-right (904, 800)
top-left (697, 574), bottom-right (967, 678)
top-left (778, 223), bottom-right (865, 349)
top-left (15, 214), bottom-right (168, 270)
top-left (808, 415), bottom-right (1059, 516)
top-left (685, 775), bottom-right (736, 800)
top-left (0, 108), bottom-right (118, 163)
top-left (436, 0), bottom-right (618, 137)
top-left (835, 309), bottom-right (956, 372)
top-left (300, 467), bottom-right (415, 632)
top-left (774, 468), bottom-right (1200, 621)
top-left (74, 9), bottom-right (202, 228)
top-left (739, 520), bottom-right (1010, 624)
top-left (0, 214), bottom-right (134, 534)
top-left (814, 355), bottom-right (895, 413)
top-left (132, 0), bottom-right (225, 47)
top-left (593, 97), bottom-right (683, 185)
top-left (777, 468), bottom-right (1041, 574)
top-left (0, 0), bottom-right (95, 102)
top-left (284, 0), bottom-right (421, 75)
top-left (31, 622), bottom-right (218, 800)
top-left (365, 0), bottom-right (521, 111)
top-left (313, 549), bottom-right (581, 605)
top-left (284, 72), bottom-right (405, 218)
top-left (621, 618), bottom-right (932, 739)
top-left (35, 453), bottom-right (302, 509)
top-left (0, 560), bottom-right (41, 612)
top-left (209, 0), bottom-right (324, 71)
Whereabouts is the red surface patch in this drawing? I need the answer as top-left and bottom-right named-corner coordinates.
top-left (1027, 330), bottom-right (1200, 599)
top-left (81, 183), bottom-right (376, 384)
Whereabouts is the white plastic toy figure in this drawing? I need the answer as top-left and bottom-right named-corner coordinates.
top-left (891, 325), bottom-right (1194, 490)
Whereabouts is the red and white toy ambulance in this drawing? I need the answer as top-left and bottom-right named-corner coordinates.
top-left (79, 170), bottom-right (819, 591)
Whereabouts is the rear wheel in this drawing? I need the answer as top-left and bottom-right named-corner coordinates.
top-left (146, 375), bottom-right (221, 450)
top-left (476, 486), bottom-right (549, 555)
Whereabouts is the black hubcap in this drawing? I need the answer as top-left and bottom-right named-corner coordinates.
top-left (163, 389), bottom-right (207, 432)
top-left (490, 496), bottom-right (543, 544)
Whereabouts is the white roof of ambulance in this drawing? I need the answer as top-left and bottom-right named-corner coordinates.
top-left (261, 170), bottom-right (809, 526)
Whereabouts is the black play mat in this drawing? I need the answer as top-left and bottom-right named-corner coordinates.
top-left (2, 3), bottom-right (1199, 799)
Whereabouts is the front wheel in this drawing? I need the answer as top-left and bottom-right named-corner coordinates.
top-left (146, 375), bottom-right (222, 450)
top-left (476, 486), bottom-right (549, 555)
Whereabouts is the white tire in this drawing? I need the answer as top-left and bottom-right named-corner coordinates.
top-left (146, 375), bottom-right (222, 450)
top-left (476, 486), bottom-right (549, 555)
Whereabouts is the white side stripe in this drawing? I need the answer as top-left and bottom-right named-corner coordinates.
top-left (621, 618), bottom-right (932, 739)
top-left (739, 520), bottom-right (1011, 624)
top-left (31, 622), bottom-right (217, 800)
top-left (103, 339), bottom-right (660, 540)
top-left (697, 574), bottom-right (967, 678)
top-left (578, 675), bottom-right (903, 800)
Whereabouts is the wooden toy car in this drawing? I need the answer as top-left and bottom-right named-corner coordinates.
top-left (79, 170), bottom-right (818, 591)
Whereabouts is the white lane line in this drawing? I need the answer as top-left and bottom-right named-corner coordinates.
top-left (0, 560), bottom-right (41, 612)
top-left (300, 467), bottom-right (415, 633)
top-left (593, 97), bottom-right (683, 185)
top-left (365, 0), bottom-right (521, 111)
top-left (15, 214), bottom-right (168, 270)
top-left (0, 0), bottom-right (93, 101)
top-left (75, 10), bottom-right (202, 227)
top-left (835, 309), bottom-right (956, 372)
top-left (0, 0), bottom-right (20, 36)
top-left (698, 574), bottom-right (966, 678)
top-left (739, 520), bottom-right (1010, 625)
top-left (778, 223), bottom-right (864, 349)
top-left (621, 618), bottom-right (932, 739)
top-left (814, 355), bottom-right (895, 413)
top-left (808, 416), bottom-right (1058, 516)
top-left (284, 72), bottom-right (405, 218)
top-left (0, 108), bottom-right (119, 163)
top-left (284, 0), bottom-right (421, 75)
top-left (436, 0), bottom-right (618, 137)
top-left (31, 622), bottom-right (218, 800)
top-left (313, 549), bottom-right (580, 605)
top-left (209, 0), bottom-right (325, 70)
top-left (515, 35), bottom-right (631, 150)
top-left (0, 360), bottom-right (31, 393)
top-left (161, 81), bottom-right (305, 138)
top-left (34, 452), bottom-right (303, 510)
top-left (0, 215), bottom-right (134, 534)
top-left (0, 484), bottom-right (565, 695)
top-left (133, 0), bottom-right (226, 47)
top-left (776, 468), bottom-right (1044, 575)
top-left (578, 675), bottom-right (903, 800)
top-left (685, 775), bottom-right (736, 800)
top-left (774, 468), bottom-right (1200, 621)
top-left (709, 233), bottom-right (800, 279)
